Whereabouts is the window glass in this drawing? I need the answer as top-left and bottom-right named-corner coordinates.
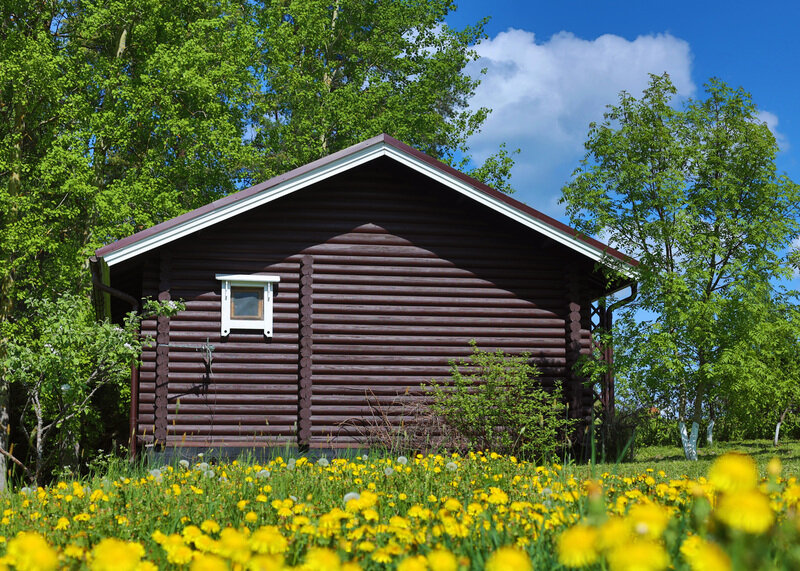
top-left (231, 287), bottom-right (263, 319)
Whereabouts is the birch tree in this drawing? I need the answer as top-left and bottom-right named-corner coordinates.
top-left (561, 73), bottom-right (800, 459)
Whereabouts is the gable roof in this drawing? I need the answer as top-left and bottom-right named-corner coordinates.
top-left (95, 134), bottom-right (638, 272)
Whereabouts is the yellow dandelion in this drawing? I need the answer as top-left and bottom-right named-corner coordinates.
top-left (248, 554), bottom-right (285, 571)
top-left (488, 487), bottom-right (509, 505)
top-left (785, 484), bottom-right (800, 506)
top-left (90, 538), bottom-right (145, 571)
top-left (220, 527), bottom-right (250, 555)
top-left (201, 520), bottom-right (221, 534)
top-left (607, 541), bottom-right (670, 571)
top-left (183, 525), bottom-right (204, 542)
top-left (166, 544), bottom-right (195, 566)
top-left (427, 548), bottom-right (458, 571)
top-left (304, 547), bottom-right (342, 570)
top-left (444, 498), bottom-right (462, 511)
top-left (5, 531), bottom-right (59, 571)
top-left (398, 555), bottom-right (428, 571)
top-left (250, 525), bottom-right (288, 555)
top-left (557, 524), bottom-right (599, 567)
top-left (716, 489), bottom-right (774, 534)
top-left (190, 553), bottom-right (228, 571)
top-left (597, 517), bottom-right (631, 552)
top-left (467, 502), bottom-right (484, 516)
top-left (627, 503), bottom-right (670, 539)
top-left (680, 535), bottom-right (731, 571)
top-left (485, 546), bottom-right (533, 571)
top-left (64, 544), bottom-right (86, 559)
top-left (767, 457), bottom-right (782, 478)
top-left (371, 548), bottom-right (393, 564)
top-left (708, 453), bottom-right (758, 493)
top-left (194, 534), bottom-right (219, 553)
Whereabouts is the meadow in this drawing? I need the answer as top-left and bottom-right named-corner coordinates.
top-left (1, 442), bottom-right (800, 570)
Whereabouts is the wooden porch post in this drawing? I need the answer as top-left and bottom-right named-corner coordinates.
top-left (154, 251), bottom-right (171, 448)
top-left (298, 255), bottom-right (313, 449)
top-left (564, 268), bottom-right (584, 419)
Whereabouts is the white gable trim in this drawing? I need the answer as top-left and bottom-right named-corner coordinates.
top-left (103, 141), bottom-right (632, 273)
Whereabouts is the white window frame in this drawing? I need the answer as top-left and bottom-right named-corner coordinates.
top-left (216, 274), bottom-right (280, 337)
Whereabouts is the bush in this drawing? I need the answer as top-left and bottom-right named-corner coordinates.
top-left (341, 390), bottom-right (467, 455)
top-left (0, 294), bottom-right (181, 484)
top-left (428, 342), bottom-right (576, 462)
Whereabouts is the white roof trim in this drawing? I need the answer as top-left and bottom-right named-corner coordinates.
top-left (215, 274), bottom-right (281, 283)
top-left (103, 140), bottom-right (631, 274)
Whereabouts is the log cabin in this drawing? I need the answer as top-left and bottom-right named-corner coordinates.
top-left (90, 134), bottom-right (637, 455)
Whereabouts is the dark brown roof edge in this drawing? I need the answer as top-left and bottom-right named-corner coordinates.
top-left (95, 134), bottom-right (638, 268)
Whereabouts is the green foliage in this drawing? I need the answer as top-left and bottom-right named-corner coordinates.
top-left (460, 143), bottom-right (520, 194)
top-left (0, 0), bottom-right (512, 325)
top-left (561, 73), bottom-right (800, 450)
top-left (1, 0), bottom-right (263, 314)
top-left (250, 0), bottom-right (494, 176)
top-left (633, 411), bottom-right (681, 448)
top-left (712, 293), bottom-right (800, 439)
top-left (0, 294), bottom-right (181, 483)
top-left (428, 342), bottom-right (576, 462)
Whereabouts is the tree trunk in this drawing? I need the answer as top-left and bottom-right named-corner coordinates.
top-left (774, 405), bottom-right (791, 447)
top-left (706, 419), bottom-right (714, 446)
top-left (681, 367), bottom-right (706, 461)
top-left (0, 383), bottom-right (7, 492)
top-left (0, 102), bottom-right (25, 491)
top-left (34, 392), bottom-right (44, 484)
top-left (679, 421), bottom-right (699, 461)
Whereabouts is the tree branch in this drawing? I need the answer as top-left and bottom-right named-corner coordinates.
top-left (0, 444), bottom-right (31, 480)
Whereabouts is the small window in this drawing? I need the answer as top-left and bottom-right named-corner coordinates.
top-left (216, 274), bottom-right (280, 337)
top-left (231, 287), bottom-right (263, 320)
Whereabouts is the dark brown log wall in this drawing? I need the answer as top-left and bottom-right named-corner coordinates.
top-left (135, 158), bottom-right (598, 448)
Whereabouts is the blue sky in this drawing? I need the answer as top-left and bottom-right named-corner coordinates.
top-left (445, 0), bottom-right (800, 227)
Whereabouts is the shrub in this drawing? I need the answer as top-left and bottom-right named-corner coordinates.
top-left (341, 389), bottom-right (467, 455)
top-left (428, 342), bottom-right (576, 462)
top-left (0, 294), bottom-right (181, 484)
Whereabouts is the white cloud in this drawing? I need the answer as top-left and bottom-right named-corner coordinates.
top-left (758, 110), bottom-right (789, 152)
top-left (467, 29), bottom-right (695, 213)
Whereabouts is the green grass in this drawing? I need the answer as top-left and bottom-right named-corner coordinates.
top-left (568, 438), bottom-right (800, 480)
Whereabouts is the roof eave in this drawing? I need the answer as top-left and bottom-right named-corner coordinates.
top-left (95, 134), bottom-right (638, 276)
